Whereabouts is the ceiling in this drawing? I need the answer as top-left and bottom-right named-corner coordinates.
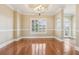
top-left (7, 4), bottom-right (65, 16)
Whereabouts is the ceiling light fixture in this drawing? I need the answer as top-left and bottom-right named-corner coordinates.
top-left (33, 5), bottom-right (46, 16)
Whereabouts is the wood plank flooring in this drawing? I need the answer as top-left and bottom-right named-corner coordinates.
top-left (0, 38), bottom-right (79, 55)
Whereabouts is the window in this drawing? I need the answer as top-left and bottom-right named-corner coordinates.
top-left (64, 16), bottom-right (72, 37)
top-left (31, 19), bottom-right (47, 33)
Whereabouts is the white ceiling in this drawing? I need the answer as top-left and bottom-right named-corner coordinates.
top-left (7, 4), bottom-right (65, 16)
top-left (64, 4), bottom-right (76, 16)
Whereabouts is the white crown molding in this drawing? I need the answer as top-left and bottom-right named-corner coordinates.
top-left (6, 4), bottom-right (26, 15)
top-left (6, 4), bottom-right (15, 10)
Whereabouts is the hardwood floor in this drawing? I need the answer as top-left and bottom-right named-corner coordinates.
top-left (0, 38), bottom-right (79, 55)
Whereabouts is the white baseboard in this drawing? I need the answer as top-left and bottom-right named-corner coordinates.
top-left (22, 36), bottom-right (64, 42)
top-left (0, 39), bottom-right (14, 48)
top-left (53, 37), bottom-right (63, 42)
top-left (22, 36), bottom-right (55, 38)
top-left (0, 37), bottom-right (21, 48)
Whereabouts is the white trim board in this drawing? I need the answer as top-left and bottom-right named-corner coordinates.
top-left (22, 36), bottom-right (55, 38)
top-left (22, 36), bottom-right (63, 42)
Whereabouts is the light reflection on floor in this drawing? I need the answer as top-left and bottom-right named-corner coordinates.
top-left (32, 43), bottom-right (46, 55)
top-left (63, 38), bottom-right (76, 54)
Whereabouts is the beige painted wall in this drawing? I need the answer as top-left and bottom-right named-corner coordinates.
top-left (22, 15), bottom-right (54, 37)
top-left (0, 5), bottom-right (13, 44)
top-left (76, 5), bottom-right (79, 47)
top-left (13, 11), bottom-right (25, 39)
top-left (0, 5), bottom-right (25, 44)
